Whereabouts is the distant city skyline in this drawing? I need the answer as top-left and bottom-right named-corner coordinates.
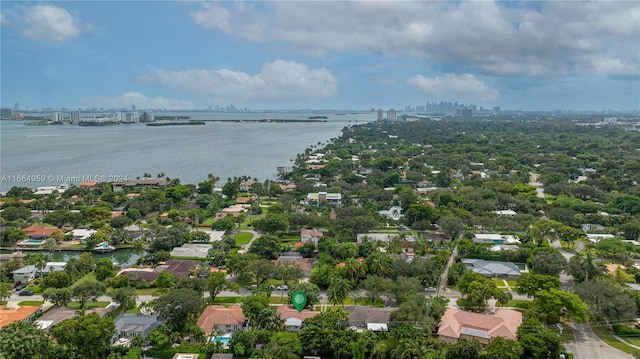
top-left (1, 1), bottom-right (639, 111)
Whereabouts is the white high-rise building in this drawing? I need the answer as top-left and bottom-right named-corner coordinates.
top-left (387, 109), bottom-right (397, 120)
top-left (69, 110), bottom-right (80, 124)
top-left (51, 112), bottom-right (64, 122)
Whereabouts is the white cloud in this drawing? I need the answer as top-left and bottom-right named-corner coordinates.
top-left (0, 13), bottom-right (8, 26)
top-left (190, 1), bottom-right (640, 78)
top-left (82, 92), bottom-right (194, 110)
top-left (20, 5), bottom-right (89, 41)
top-left (138, 60), bottom-right (338, 102)
top-left (407, 73), bottom-right (500, 102)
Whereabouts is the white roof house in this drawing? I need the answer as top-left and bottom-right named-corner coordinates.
top-left (379, 206), bottom-right (403, 220)
top-left (473, 234), bottom-right (520, 244)
top-left (493, 210), bottom-right (517, 216)
top-left (586, 233), bottom-right (615, 244)
top-left (11, 265), bottom-right (38, 283)
top-left (69, 228), bottom-right (96, 241)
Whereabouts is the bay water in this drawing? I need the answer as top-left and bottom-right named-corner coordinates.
top-left (0, 111), bottom-right (374, 191)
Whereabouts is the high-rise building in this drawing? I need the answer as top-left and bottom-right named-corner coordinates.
top-left (377, 109), bottom-right (384, 121)
top-left (69, 110), bottom-right (80, 124)
top-left (387, 109), bottom-right (397, 120)
top-left (14, 103), bottom-right (19, 111)
top-left (51, 112), bottom-right (64, 122)
top-left (1, 108), bottom-right (14, 118)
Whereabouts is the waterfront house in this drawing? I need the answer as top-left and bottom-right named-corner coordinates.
top-left (69, 228), bottom-right (96, 242)
top-left (112, 178), bottom-right (169, 192)
top-left (22, 225), bottom-right (59, 239)
top-left (11, 265), bottom-right (37, 283)
top-left (197, 305), bottom-right (248, 336)
top-left (437, 308), bottom-right (522, 344)
top-left (472, 234), bottom-right (521, 245)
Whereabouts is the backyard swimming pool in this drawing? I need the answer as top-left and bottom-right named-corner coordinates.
top-left (18, 239), bottom-right (44, 246)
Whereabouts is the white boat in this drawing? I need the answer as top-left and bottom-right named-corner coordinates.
top-left (93, 241), bottom-right (116, 252)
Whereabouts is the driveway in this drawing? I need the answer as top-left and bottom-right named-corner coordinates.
top-left (567, 322), bottom-right (633, 359)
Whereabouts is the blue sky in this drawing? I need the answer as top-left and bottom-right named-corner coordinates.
top-left (1, 1), bottom-right (639, 111)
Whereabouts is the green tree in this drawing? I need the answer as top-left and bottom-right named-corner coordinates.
top-left (42, 270), bottom-right (72, 289)
top-left (51, 313), bottom-right (116, 359)
top-left (389, 294), bottom-right (448, 332)
top-left (248, 235), bottom-right (281, 259)
top-left (108, 287), bottom-right (137, 311)
top-left (42, 287), bottom-right (73, 306)
top-left (0, 282), bottom-right (12, 301)
top-left (73, 281), bottom-right (107, 310)
top-left (529, 288), bottom-right (589, 324)
top-left (287, 282), bottom-right (321, 309)
top-left (516, 273), bottom-right (561, 298)
top-left (154, 271), bottom-right (174, 288)
top-left (484, 337), bottom-right (523, 359)
top-left (241, 294), bottom-right (270, 323)
top-left (252, 214), bottom-right (289, 234)
top-left (153, 288), bottom-right (205, 334)
top-left (361, 275), bottom-right (392, 304)
top-left (568, 251), bottom-right (604, 283)
top-left (575, 279), bottom-right (637, 323)
top-left (445, 339), bottom-right (481, 359)
top-left (531, 250), bottom-right (566, 276)
top-left (94, 258), bottom-right (115, 281)
top-left (276, 262), bottom-right (302, 286)
top-left (437, 215), bottom-right (465, 239)
top-left (0, 320), bottom-right (53, 359)
top-left (207, 271), bottom-right (233, 302)
top-left (263, 331), bottom-right (302, 359)
top-left (328, 276), bottom-right (350, 306)
top-left (245, 259), bottom-right (276, 285)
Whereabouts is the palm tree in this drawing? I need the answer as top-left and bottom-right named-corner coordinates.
top-left (366, 253), bottom-right (391, 276)
top-left (328, 276), bottom-right (350, 306)
top-left (369, 341), bottom-right (387, 359)
top-left (344, 257), bottom-right (366, 282)
top-left (35, 257), bottom-right (47, 281)
top-left (133, 238), bottom-right (146, 266)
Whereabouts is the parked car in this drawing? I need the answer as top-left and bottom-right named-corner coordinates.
top-left (247, 284), bottom-right (258, 290)
top-left (425, 287), bottom-right (437, 293)
top-left (18, 289), bottom-right (34, 296)
top-left (14, 284), bottom-right (26, 291)
top-left (276, 285), bottom-right (288, 291)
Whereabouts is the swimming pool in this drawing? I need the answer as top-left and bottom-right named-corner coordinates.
top-left (19, 239), bottom-right (44, 245)
top-left (212, 336), bottom-right (231, 348)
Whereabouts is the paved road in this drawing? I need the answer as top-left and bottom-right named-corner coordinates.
top-left (567, 322), bottom-right (633, 359)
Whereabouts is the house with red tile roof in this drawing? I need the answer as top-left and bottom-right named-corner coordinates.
top-left (437, 308), bottom-right (522, 345)
top-left (275, 305), bottom-right (321, 332)
top-left (0, 306), bottom-right (41, 328)
top-left (22, 225), bottom-right (59, 239)
top-left (197, 305), bottom-right (247, 336)
top-left (300, 229), bottom-right (323, 246)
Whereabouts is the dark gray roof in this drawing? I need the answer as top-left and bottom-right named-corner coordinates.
top-left (461, 258), bottom-right (521, 276)
top-left (114, 314), bottom-right (160, 338)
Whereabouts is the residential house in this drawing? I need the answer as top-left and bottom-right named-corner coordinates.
top-left (170, 243), bottom-right (212, 258)
top-left (158, 260), bottom-right (201, 279)
top-left (239, 181), bottom-right (256, 192)
top-left (11, 265), bottom-right (38, 283)
top-left (275, 305), bottom-right (321, 332)
top-left (344, 306), bottom-right (394, 332)
top-left (197, 305), bottom-right (248, 336)
top-left (173, 354), bottom-right (200, 359)
top-left (300, 229), bottom-right (323, 246)
top-left (472, 234), bottom-right (521, 245)
top-left (437, 308), bottom-right (522, 345)
top-left (379, 206), bottom-right (403, 220)
top-left (36, 306), bottom-right (110, 331)
top-left (461, 259), bottom-right (522, 278)
top-left (492, 210), bottom-right (517, 216)
top-left (114, 313), bottom-right (160, 339)
top-left (69, 228), bottom-right (96, 242)
top-left (586, 233), bottom-right (615, 244)
top-left (305, 192), bottom-right (342, 206)
top-left (356, 233), bottom-right (418, 245)
top-left (22, 225), bottom-right (59, 239)
top-left (112, 178), bottom-right (170, 192)
top-left (0, 306), bottom-right (41, 328)
top-left (79, 181), bottom-right (99, 190)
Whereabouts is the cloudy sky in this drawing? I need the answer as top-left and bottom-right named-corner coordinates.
top-left (1, 1), bottom-right (639, 111)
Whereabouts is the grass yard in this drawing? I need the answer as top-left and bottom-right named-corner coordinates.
top-left (202, 217), bottom-right (215, 226)
top-left (506, 280), bottom-right (518, 287)
top-left (213, 296), bottom-right (244, 304)
top-left (18, 300), bottom-right (44, 306)
top-left (506, 299), bottom-right (532, 309)
top-left (591, 324), bottom-right (639, 355)
top-left (235, 232), bottom-right (254, 245)
top-left (134, 288), bottom-right (169, 296)
top-left (71, 273), bottom-right (98, 288)
top-left (492, 279), bottom-right (507, 287)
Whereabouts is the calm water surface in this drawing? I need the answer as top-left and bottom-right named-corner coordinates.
top-left (1, 112), bottom-right (374, 191)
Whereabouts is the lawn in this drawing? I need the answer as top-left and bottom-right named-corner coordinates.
top-left (18, 300), bottom-right (44, 306)
top-left (492, 279), bottom-right (507, 287)
top-left (506, 280), bottom-right (519, 287)
top-left (71, 273), bottom-right (98, 288)
top-left (134, 288), bottom-right (169, 296)
top-left (506, 299), bottom-right (532, 309)
top-left (235, 232), bottom-right (254, 245)
top-left (591, 323), bottom-right (639, 355)
top-left (213, 296), bottom-right (245, 304)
